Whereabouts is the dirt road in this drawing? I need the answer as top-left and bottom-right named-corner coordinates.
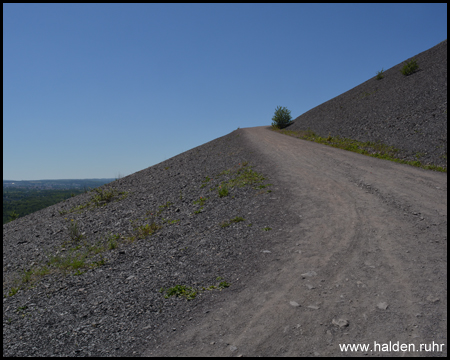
top-left (146, 126), bottom-right (447, 357)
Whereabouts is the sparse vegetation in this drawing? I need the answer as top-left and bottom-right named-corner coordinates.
top-left (135, 222), bottom-right (162, 239)
top-left (218, 281), bottom-right (230, 289)
top-left (200, 176), bottom-right (213, 188)
top-left (160, 278), bottom-right (231, 300)
top-left (160, 285), bottom-right (197, 300)
top-left (401, 58), bottom-right (419, 76)
top-left (218, 185), bottom-right (229, 198)
top-left (360, 89), bottom-right (378, 99)
top-left (91, 188), bottom-right (128, 207)
top-left (107, 234), bottom-right (120, 249)
top-left (193, 207), bottom-right (203, 214)
top-left (64, 187), bottom-right (129, 214)
top-left (220, 216), bottom-right (245, 228)
top-left (376, 68), bottom-right (385, 80)
top-left (157, 201), bottom-right (172, 215)
top-left (68, 219), bottom-right (84, 242)
top-left (193, 197), bottom-right (208, 206)
top-left (271, 128), bottom-right (446, 172)
top-left (7, 287), bottom-right (19, 297)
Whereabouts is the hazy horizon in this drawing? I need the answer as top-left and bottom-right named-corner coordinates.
top-left (3, 178), bottom-right (116, 182)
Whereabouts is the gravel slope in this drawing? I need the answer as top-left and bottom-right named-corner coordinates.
top-left (289, 39), bottom-right (447, 169)
top-left (3, 131), bottom-right (283, 356)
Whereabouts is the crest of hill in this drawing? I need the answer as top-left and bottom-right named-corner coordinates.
top-left (289, 39), bottom-right (447, 168)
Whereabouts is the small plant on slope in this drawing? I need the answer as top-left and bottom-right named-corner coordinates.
top-left (376, 69), bottom-right (384, 80)
top-left (401, 58), bottom-right (419, 76)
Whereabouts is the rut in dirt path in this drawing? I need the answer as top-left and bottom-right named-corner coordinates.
top-left (147, 126), bottom-right (447, 357)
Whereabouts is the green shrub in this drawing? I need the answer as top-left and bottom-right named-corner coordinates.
top-left (218, 185), bottom-right (229, 198)
top-left (7, 210), bottom-right (19, 223)
top-left (376, 69), bottom-right (384, 80)
top-left (271, 106), bottom-right (292, 129)
top-left (401, 59), bottom-right (419, 76)
top-left (161, 285), bottom-right (197, 300)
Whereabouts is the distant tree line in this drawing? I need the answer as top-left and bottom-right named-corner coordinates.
top-left (3, 188), bottom-right (86, 224)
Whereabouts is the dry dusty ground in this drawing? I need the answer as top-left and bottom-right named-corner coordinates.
top-left (146, 126), bottom-right (447, 357)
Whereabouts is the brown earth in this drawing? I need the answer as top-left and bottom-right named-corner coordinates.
top-left (147, 126), bottom-right (447, 357)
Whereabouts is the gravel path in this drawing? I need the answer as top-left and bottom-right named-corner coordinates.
top-left (147, 126), bottom-right (447, 357)
top-left (289, 39), bottom-right (447, 169)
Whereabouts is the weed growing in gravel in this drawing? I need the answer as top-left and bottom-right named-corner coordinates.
top-left (263, 227), bottom-right (272, 231)
top-left (230, 167), bottom-right (265, 187)
top-left (220, 216), bottom-right (245, 228)
top-left (16, 305), bottom-right (28, 312)
top-left (360, 90), bottom-right (378, 99)
top-left (220, 221), bottom-right (230, 228)
top-left (64, 187), bottom-right (128, 214)
top-left (271, 128), bottom-right (447, 172)
top-left (160, 285), bottom-right (197, 300)
top-left (135, 223), bottom-right (161, 239)
top-left (165, 219), bottom-right (180, 225)
top-left (48, 251), bottom-right (86, 272)
top-left (91, 188), bottom-right (126, 206)
top-left (68, 219), bottom-right (84, 242)
top-left (4, 235), bottom-right (118, 297)
top-left (193, 207), bottom-right (204, 214)
top-left (218, 169), bottom-right (232, 176)
top-left (21, 269), bottom-right (33, 284)
top-left (200, 176), bottom-right (213, 188)
top-left (193, 196), bottom-right (208, 206)
top-left (7, 287), bottom-right (19, 297)
top-left (160, 278), bottom-right (231, 300)
top-left (214, 163), bottom-right (268, 194)
top-left (218, 185), bottom-right (229, 198)
top-left (401, 58), bottom-right (419, 76)
top-left (218, 281), bottom-right (230, 289)
top-left (376, 69), bottom-right (385, 80)
top-left (108, 234), bottom-right (120, 249)
top-left (156, 201), bottom-right (172, 215)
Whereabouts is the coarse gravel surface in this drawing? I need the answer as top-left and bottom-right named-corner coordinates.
top-left (289, 39), bottom-right (447, 169)
top-left (3, 131), bottom-right (285, 357)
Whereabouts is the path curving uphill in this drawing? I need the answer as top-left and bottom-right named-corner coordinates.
top-left (148, 126), bottom-right (447, 357)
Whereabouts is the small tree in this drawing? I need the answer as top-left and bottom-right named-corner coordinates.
top-left (7, 210), bottom-right (19, 222)
top-left (271, 106), bottom-right (292, 129)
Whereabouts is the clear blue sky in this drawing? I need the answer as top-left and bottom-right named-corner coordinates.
top-left (3, 3), bottom-right (447, 180)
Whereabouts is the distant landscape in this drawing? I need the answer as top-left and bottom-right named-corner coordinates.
top-left (3, 179), bottom-right (115, 224)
